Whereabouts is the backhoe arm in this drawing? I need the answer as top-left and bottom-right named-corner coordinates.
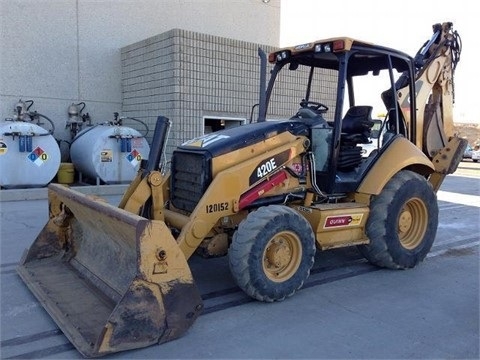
top-left (398, 22), bottom-right (462, 156)
top-left (397, 22), bottom-right (466, 190)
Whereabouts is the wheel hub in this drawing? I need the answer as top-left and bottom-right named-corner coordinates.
top-left (265, 238), bottom-right (291, 269)
top-left (397, 198), bottom-right (428, 250)
top-left (263, 231), bottom-right (302, 282)
top-left (398, 209), bottom-right (413, 233)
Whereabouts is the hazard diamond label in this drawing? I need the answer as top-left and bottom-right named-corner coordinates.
top-left (27, 147), bottom-right (48, 166)
top-left (126, 149), bottom-right (141, 167)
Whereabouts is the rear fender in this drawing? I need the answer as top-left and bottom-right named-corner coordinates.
top-left (357, 137), bottom-right (434, 195)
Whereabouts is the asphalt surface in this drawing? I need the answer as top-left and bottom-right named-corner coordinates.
top-left (1, 162), bottom-right (479, 359)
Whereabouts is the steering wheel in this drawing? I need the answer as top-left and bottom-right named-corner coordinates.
top-left (300, 100), bottom-right (329, 113)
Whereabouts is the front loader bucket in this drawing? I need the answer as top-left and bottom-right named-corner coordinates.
top-left (17, 184), bottom-right (203, 357)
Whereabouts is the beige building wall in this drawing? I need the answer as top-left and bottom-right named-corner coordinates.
top-left (0, 0), bottom-right (280, 154)
top-left (120, 28), bottom-right (339, 162)
top-left (121, 29), bottom-right (276, 157)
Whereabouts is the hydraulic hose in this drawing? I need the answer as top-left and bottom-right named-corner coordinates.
top-left (121, 116), bottom-right (150, 137)
top-left (32, 112), bottom-right (55, 135)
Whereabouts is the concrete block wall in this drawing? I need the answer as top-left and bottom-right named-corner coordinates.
top-left (121, 29), bottom-right (338, 160)
top-left (121, 29), bottom-right (276, 157)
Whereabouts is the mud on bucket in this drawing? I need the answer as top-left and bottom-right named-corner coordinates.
top-left (16, 184), bottom-right (203, 357)
top-left (57, 162), bottom-right (75, 184)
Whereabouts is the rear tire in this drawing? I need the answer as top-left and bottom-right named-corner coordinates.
top-left (229, 205), bottom-right (316, 302)
top-left (358, 170), bottom-right (438, 269)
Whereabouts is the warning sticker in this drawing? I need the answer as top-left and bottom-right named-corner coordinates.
top-left (324, 214), bottom-right (363, 228)
top-left (0, 142), bottom-right (7, 155)
top-left (27, 147), bottom-right (48, 166)
top-left (101, 150), bottom-right (113, 162)
top-left (132, 138), bottom-right (144, 147)
top-left (126, 149), bottom-right (142, 167)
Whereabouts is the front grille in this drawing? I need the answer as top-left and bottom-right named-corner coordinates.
top-left (170, 151), bottom-right (211, 213)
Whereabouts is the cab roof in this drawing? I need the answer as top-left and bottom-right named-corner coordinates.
top-left (269, 37), bottom-right (413, 76)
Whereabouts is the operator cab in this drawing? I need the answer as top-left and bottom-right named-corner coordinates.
top-left (263, 37), bottom-right (415, 195)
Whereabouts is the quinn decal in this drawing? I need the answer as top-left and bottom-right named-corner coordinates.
top-left (27, 147), bottom-right (48, 166)
top-left (249, 149), bottom-right (290, 185)
top-left (324, 214), bottom-right (363, 228)
top-left (127, 149), bottom-right (142, 166)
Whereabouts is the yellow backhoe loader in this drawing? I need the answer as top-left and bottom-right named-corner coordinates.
top-left (17, 22), bottom-right (466, 357)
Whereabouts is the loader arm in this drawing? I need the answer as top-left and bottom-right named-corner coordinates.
top-left (119, 170), bottom-right (169, 221)
top-left (118, 116), bottom-right (171, 220)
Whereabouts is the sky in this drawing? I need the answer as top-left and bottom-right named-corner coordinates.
top-left (280, 0), bottom-right (477, 123)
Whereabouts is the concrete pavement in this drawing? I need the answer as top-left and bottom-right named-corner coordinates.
top-left (1, 167), bottom-right (479, 359)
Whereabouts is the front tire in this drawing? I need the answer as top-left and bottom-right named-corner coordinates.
top-left (229, 205), bottom-right (316, 302)
top-left (358, 170), bottom-right (438, 269)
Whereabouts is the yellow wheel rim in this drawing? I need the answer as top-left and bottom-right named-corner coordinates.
top-left (398, 197), bottom-right (428, 250)
top-left (262, 231), bottom-right (302, 282)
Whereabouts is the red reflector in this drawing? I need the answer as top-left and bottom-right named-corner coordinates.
top-left (332, 40), bottom-right (345, 51)
top-left (268, 52), bottom-right (276, 63)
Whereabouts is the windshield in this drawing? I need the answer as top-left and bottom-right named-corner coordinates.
top-left (267, 64), bottom-right (339, 123)
top-left (265, 49), bottom-right (410, 126)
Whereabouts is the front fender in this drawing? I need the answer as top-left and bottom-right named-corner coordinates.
top-left (357, 137), bottom-right (434, 195)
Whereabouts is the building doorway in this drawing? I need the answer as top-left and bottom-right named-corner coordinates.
top-left (203, 117), bottom-right (245, 134)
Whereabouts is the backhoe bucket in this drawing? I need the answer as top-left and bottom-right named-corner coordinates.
top-left (17, 184), bottom-right (203, 357)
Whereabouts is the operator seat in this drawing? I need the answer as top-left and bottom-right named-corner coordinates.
top-left (341, 105), bottom-right (374, 143)
top-left (338, 105), bottom-right (374, 170)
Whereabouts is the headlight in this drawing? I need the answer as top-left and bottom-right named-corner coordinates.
top-left (314, 43), bottom-right (332, 53)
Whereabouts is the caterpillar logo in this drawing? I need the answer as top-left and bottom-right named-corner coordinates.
top-left (182, 134), bottom-right (230, 148)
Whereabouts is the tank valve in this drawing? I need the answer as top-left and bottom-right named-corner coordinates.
top-left (13, 99), bottom-right (33, 121)
top-left (66, 102), bottom-right (88, 139)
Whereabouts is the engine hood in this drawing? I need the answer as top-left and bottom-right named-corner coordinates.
top-left (177, 120), bottom-right (310, 158)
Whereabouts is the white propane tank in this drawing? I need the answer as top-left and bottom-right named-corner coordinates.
top-left (0, 120), bottom-right (61, 188)
top-left (70, 124), bottom-right (150, 184)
